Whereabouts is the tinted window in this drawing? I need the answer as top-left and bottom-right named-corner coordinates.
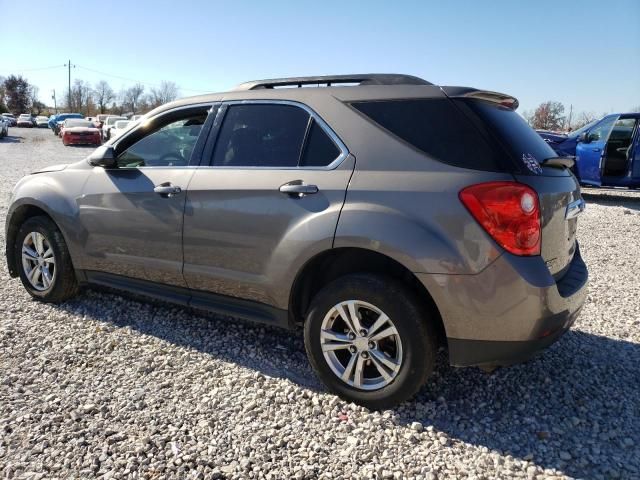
top-left (462, 99), bottom-right (557, 166)
top-left (300, 120), bottom-right (340, 166)
top-left (212, 104), bottom-right (309, 167)
top-left (117, 111), bottom-right (207, 167)
top-left (352, 98), bottom-right (502, 171)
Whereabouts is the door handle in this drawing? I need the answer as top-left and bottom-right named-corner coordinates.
top-left (279, 181), bottom-right (319, 197)
top-left (592, 148), bottom-right (601, 152)
top-left (154, 183), bottom-right (182, 197)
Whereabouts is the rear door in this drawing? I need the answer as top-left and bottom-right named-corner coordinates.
top-left (575, 115), bottom-right (618, 186)
top-left (183, 101), bottom-right (353, 308)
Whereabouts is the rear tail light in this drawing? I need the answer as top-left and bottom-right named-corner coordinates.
top-left (459, 181), bottom-right (541, 256)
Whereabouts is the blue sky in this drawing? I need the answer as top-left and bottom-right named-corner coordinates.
top-left (1, 0), bottom-right (639, 115)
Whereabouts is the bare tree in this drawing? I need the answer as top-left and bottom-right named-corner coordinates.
top-left (572, 111), bottom-right (597, 130)
top-left (149, 81), bottom-right (179, 109)
top-left (630, 105), bottom-right (640, 113)
top-left (66, 79), bottom-right (93, 114)
top-left (93, 80), bottom-right (115, 114)
top-left (531, 101), bottom-right (565, 131)
top-left (123, 83), bottom-right (145, 114)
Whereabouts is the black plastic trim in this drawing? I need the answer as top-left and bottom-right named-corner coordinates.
top-left (83, 271), bottom-right (290, 328)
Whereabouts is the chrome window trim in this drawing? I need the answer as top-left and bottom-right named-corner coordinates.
top-left (206, 99), bottom-right (350, 170)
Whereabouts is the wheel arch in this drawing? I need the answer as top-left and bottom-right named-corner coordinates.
top-left (6, 202), bottom-right (67, 277)
top-left (289, 247), bottom-right (447, 347)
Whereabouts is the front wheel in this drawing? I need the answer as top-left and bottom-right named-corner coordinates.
top-left (14, 216), bottom-right (78, 302)
top-left (304, 274), bottom-right (437, 409)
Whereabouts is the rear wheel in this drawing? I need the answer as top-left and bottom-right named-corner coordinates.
top-left (14, 216), bottom-right (78, 302)
top-left (304, 274), bottom-right (437, 409)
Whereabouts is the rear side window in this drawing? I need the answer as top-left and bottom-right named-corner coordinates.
top-left (212, 104), bottom-right (342, 168)
top-left (351, 98), bottom-right (503, 171)
top-left (461, 99), bottom-right (557, 166)
top-left (212, 104), bottom-right (309, 167)
top-left (300, 120), bottom-right (340, 166)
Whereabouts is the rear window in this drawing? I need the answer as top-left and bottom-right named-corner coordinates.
top-left (461, 99), bottom-right (557, 166)
top-left (351, 98), bottom-right (504, 171)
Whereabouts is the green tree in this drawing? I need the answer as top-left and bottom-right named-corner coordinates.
top-left (3, 75), bottom-right (32, 114)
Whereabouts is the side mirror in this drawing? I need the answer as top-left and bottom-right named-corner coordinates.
top-left (578, 132), bottom-right (590, 143)
top-left (88, 145), bottom-right (117, 168)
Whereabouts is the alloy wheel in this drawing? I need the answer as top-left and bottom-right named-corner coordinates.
top-left (319, 300), bottom-right (403, 390)
top-left (21, 232), bottom-right (56, 291)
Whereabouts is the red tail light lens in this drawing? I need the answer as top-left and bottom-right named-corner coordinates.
top-left (459, 181), bottom-right (541, 256)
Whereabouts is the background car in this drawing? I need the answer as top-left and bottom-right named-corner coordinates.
top-left (35, 116), bottom-right (49, 128)
top-left (110, 120), bottom-right (131, 140)
top-left (16, 114), bottom-right (34, 127)
top-left (537, 120), bottom-right (599, 157)
top-left (1, 113), bottom-right (17, 126)
top-left (60, 119), bottom-right (102, 146)
top-left (48, 113), bottom-right (83, 135)
top-left (101, 115), bottom-right (126, 140)
top-left (538, 114), bottom-right (640, 188)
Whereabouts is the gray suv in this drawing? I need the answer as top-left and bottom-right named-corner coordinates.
top-left (5, 74), bottom-right (588, 408)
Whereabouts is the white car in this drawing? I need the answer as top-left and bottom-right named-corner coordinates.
top-left (102, 116), bottom-right (127, 141)
top-left (35, 116), bottom-right (49, 128)
top-left (110, 120), bottom-right (131, 140)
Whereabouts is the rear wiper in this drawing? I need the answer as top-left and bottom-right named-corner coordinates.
top-left (541, 156), bottom-right (575, 169)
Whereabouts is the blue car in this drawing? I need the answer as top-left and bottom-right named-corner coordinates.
top-left (48, 113), bottom-right (84, 135)
top-left (538, 113), bottom-right (640, 188)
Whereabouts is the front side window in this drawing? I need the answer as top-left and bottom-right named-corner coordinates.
top-left (588, 116), bottom-right (617, 142)
top-left (117, 110), bottom-right (208, 168)
top-left (211, 103), bottom-right (342, 168)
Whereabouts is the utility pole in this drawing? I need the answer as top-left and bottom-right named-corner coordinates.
top-left (64, 60), bottom-right (75, 110)
top-left (51, 89), bottom-right (57, 114)
top-left (567, 104), bottom-right (573, 132)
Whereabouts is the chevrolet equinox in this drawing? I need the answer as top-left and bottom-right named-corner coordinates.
top-left (5, 74), bottom-right (588, 408)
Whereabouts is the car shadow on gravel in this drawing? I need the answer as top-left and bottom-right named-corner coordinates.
top-left (0, 135), bottom-right (24, 143)
top-left (402, 330), bottom-right (640, 479)
top-left (55, 289), bottom-right (639, 479)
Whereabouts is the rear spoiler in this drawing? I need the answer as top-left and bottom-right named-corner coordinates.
top-left (440, 86), bottom-right (519, 110)
top-left (541, 156), bottom-right (575, 169)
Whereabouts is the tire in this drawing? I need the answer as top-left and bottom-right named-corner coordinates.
top-left (304, 274), bottom-right (437, 409)
top-left (14, 216), bottom-right (78, 303)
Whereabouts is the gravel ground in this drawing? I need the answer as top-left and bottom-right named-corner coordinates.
top-left (1, 128), bottom-right (639, 479)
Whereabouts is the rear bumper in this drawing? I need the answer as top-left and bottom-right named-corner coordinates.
top-left (417, 245), bottom-right (588, 367)
top-left (64, 136), bottom-right (101, 145)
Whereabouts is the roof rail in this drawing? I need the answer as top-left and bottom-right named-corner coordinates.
top-left (233, 74), bottom-right (432, 91)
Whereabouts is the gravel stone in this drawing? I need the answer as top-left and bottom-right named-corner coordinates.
top-left (1, 129), bottom-right (640, 479)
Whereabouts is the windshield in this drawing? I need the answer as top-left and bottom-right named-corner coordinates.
top-left (567, 119), bottom-right (600, 139)
top-left (65, 120), bottom-right (94, 128)
top-left (107, 117), bottom-right (125, 125)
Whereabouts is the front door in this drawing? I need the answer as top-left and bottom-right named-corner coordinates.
top-left (575, 115), bottom-right (618, 186)
top-left (183, 101), bottom-right (354, 309)
top-left (77, 105), bottom-right (213, 287)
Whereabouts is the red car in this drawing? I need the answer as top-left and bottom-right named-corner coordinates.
top-left (60, 119), bottom-right (102, 146)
